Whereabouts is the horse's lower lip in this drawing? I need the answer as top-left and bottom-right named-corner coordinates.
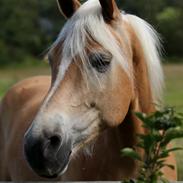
top-left (58, 163), bottom-right (69, 176)
top-left (39, 160), bottom-right (69, 179)
top-left (41, 173), bottom-right (58, 179)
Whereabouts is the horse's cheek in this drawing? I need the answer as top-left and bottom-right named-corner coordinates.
top-left (98, 90), bottom-right (132, 127)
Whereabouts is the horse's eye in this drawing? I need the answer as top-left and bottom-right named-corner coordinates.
top-left (89, 52), bottom-right (112, 73)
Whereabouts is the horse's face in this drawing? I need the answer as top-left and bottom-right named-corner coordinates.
top-left (24, 0), bottom-right (134, 178)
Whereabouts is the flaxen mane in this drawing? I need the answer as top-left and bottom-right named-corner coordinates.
top-left (50, 0), bottom-right (163, 104)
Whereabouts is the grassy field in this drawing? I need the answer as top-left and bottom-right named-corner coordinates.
top-left (0, 63), bottom-right (50, 97)
top-left (0, 63), bottom-right (183, 180)
top-left (163, 64), bottom-right (183, 180)
top-left (164, 64), bottom-right (183, 111)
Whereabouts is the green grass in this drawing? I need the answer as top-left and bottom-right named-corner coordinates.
top-left (163, 64), bottom-right (183, 180)
top-left (0, 62), bottom-right (50, 97)
top-left (164, 64), bottom-right (183, 111)
top-left (0, 63), bottom-right (183, 180)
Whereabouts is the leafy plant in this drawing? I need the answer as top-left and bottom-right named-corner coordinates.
top-left (121, 107), bottom-right (183, 183)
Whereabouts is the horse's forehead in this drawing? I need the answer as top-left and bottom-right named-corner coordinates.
top-left (48, 12), bottom-right (132, 90)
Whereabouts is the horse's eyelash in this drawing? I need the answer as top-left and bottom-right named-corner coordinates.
top-left (89, 52), bottom-right (112, 62)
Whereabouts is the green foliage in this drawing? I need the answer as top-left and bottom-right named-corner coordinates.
top-left (0, 0), bottom-right (183, 66)
top-left (0, 0), bottom-right (64, 66)
top-left (121, 107), bottom-right (183, 183)
top-left (122, 0), bottom-right (183, 58)
top-left (120, 148), bottom-right (142, 161)
top-left (122, 0), bottom-right (166, 24)
top-left (157, 7), bottom-right (183, 57)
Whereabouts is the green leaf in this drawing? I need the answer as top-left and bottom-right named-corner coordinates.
top-left (165, 164), bottom-right (175, 170)
top-left (177, 112), bottom-right (183, 117)
top-left (159, 151), bottom-right (169, 158)
top-left (165, 147), bottom-right (183, 153)
top-left (159, 147), bottom-right (183, 159)
top-left (121, 148), bottom-right (142, 161)
top-left (122, 107), bottom-right (183, 183)
top-left (161, 127), bottom-right (183, 146)
top-left (157, 159), bottom-right (165, 164)
top-left (135, 112), bottom-right (146, 122)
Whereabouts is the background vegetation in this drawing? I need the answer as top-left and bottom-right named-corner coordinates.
top-left (0, 0), bottom-right (183, 180)
top-left (0, 0), bottom-right (183, 66)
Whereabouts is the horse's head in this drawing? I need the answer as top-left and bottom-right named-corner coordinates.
top-left (24, 0), bottom-right (163, 178)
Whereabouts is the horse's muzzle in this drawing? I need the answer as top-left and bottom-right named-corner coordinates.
top-left (24, 132), bottom-right (72, 178)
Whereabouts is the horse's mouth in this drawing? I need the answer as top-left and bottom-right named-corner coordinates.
top-left (40, 161), bottom-right (69, 179)
top-left (71, 120), bottom-right (107, 156)
top-left (31, 152), bottom-right (70, 179)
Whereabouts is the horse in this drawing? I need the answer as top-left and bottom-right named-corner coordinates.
top-left (0, 0), bottom-right (177, 181)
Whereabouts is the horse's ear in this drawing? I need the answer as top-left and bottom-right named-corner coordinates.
top-left (57, 0), bottom-right (81, 19)
top-left (99, 0), bottom-right (120, 22)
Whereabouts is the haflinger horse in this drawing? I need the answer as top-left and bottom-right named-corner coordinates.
top-left (0, 0), bottom-right (177, 181)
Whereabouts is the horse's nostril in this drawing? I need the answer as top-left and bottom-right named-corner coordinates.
top-left (49, 135), bottom-right (62, 148)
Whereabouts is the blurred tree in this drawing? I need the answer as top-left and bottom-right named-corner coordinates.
top-left (121, 0), bottom-right (166, 23)
top-left (157, 7), bottom-right (183, 57)
top-left (119, 0), bottom-right (183, 58)
top-left (0, 0), bottom-right (182, 66)
top-left (0, 0), bottom-right (65, 65)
